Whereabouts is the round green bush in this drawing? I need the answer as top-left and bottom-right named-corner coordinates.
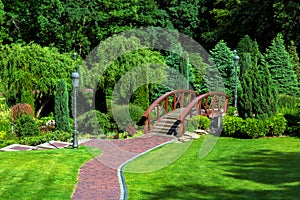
top-left (264, 113), bottom-right (287, 136)
top-left (77, 110), bottom-right (111, 135)
top-left (14, 114), bottom-right (41, 138)
top-left (187, 115), bottom-right (210, 132)
top-left (111, 104), bottom-right (144, 130)
top-left (222, 115), bottom-right (244, 137)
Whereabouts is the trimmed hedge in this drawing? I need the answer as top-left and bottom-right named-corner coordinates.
top-left (222, 114), bottom-right (287, 138)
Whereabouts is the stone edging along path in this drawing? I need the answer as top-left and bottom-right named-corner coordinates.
top-left (72, 134), bottom-right (175, 200)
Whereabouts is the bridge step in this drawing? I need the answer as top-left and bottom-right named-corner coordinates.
top-left (150, 109), bottom-right (184, 136)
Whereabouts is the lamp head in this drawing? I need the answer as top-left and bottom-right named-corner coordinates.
top-left (71, 70), bottom-right (80, 88)
top-left (73, 52), bottom-right (77, 61)
top-left (233, 50), bottom-right (240, 66)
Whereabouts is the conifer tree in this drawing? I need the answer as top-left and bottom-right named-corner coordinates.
top-left (265, 33), bottom-right (299, 96)
top-left (237, 36), bottom-right (277, 119)
top-left (236, 35), bottom-right (263, 77)
top-left (288, 41), bottom-right (300, 88)
top-left (54, 79), bottom-right (70, 132)
top-left (210, 40), bottom-right (236, 100)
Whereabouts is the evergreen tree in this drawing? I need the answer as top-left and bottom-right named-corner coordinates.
top-left (236, 35), bottom-right (263, 77)
top-left (210, 40), bottom-right (236, 100)
top-left (237, 36), bottom-right (277, 119)
top-left (54, 79), bottom-right (70, 132)
top-left (265, 33), bottom-right (299, 96)
top-left (288, 41), bottom-right (300, 88)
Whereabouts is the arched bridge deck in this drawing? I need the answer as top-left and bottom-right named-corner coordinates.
top-left (141, 90), bottom-right (230, 137)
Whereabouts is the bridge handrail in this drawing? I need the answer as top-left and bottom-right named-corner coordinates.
top-left (177, 91), bottom-right (230, 136)
top-left (141, 89), bottom-right (198, 133)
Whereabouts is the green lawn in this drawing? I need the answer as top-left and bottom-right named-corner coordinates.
top-left (0, 146), bottom-right (101, 200)
top-left (124, 136), bottom-right (300, 200)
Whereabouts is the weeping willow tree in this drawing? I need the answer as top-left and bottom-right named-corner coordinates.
top-left (0, 43), bottom-right (73, 117)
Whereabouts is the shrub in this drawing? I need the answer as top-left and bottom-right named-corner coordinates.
top-left (187, 115), bottom-right (210, 132)
top-left (223, 114), bottom-right (287, 138)
top-left (0, 131), bottom-right (6, 139)
top-left (0, 107), bottom-right (11, 132)
top-left (111, 104), bottom-right (144, 130)
top-left (223, 116), bottom-right (267, 138)
top-left (14, 114), bottom-right (41, 138)
top-left (264, 113), bottom-right (287, 136)
top-left (241, 118), bottom-right (267, 138)
top-left (20, 131), bottom-right (72, 146)
top-left (0, 139), bottom-right (17, 148)
top-left (277, 95), bottom-right (300, 135)
top-left (77, 110), bottom-right (111, 135)
top-left (222, 115), bottom-right (244, 137)
top-left (11, 103), bottom-right (34, 122)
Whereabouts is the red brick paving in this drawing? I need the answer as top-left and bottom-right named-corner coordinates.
top-left (72, 134), bottom-right (174, 200)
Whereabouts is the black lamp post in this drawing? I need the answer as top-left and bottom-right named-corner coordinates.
top-left (233, 50), bottom-right (240, 108)
top-left (71, 52), bottom-right (80, 148)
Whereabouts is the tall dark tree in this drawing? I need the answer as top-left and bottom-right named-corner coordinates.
top-left (2, 0), bottom-right (160, 57)
top-left (265, 33), bottom-right (299, 96)
top-left (237, 36), bottom-right (277, 119)
top-left (204, 0), bottom-right (281, 50)
top-left (54, 79), bottom-right (70, 132)
top-left (274, 1), bottom-right (300, 50)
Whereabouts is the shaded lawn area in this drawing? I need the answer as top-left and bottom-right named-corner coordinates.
top-left (0, 146), bottom-right (101, 200)
top-left (124, 136), bottom-right (300, 200)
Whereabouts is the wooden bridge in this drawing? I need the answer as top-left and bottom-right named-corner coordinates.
top-left (141, 90), bottom-right (230, 137)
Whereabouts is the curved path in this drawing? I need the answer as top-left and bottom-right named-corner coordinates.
top-left (72, 134), bottom-right (175, 200)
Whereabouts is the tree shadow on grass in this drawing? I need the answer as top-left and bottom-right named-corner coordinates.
top-left (140, 183), bottom-right (293, 200)
top-left (140, 150), bottom-right (300, 200)
top-left (217, 150), bottom-right (300, 185)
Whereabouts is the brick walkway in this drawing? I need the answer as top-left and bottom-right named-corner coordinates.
top-left (72, 134), bottom-right (175, 200)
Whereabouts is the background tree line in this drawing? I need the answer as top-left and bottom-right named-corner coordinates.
top-left (0, 0), bottom-right (299, 139)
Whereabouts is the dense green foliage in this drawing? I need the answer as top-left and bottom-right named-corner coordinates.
top-left (14, 114), bottom-right (40, 138)
top-left (288, 41), bottom-right (300, 88)
top-left (187, 115), bottom-right (210, 131)
top-left (77, 110), bottom-right (111, 136)
top-left (54, 79), bottom-right (70, 132)
top-left (237, 36), bottom-right (277, 119)
top-left (0, 0), bottom-right (299, 142)
top-left (265, 33), bottom-right (299, 96)
top-left (222, 114), bottom-right (287, 138)
top-left (277, 94), bottom-right (300, 135)
top-left (210, 40), bottom-right (235, 100)
top-left (20, 131), bottom-right (72, 146)
top-left (0, 43), bottom-right (73, 117)
top-left (111, 104), bottom-right (144, 131)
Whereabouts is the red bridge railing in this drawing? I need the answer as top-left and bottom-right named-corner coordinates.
top-left (142, 90), bottom-right (198, 134)
top-left (177, 92), bottom-right (230, 136)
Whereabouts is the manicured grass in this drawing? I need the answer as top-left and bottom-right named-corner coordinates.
top-left (0, 146), bottom-right (101, 200)
top-left (124, 136), bottom-right (300, 199)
